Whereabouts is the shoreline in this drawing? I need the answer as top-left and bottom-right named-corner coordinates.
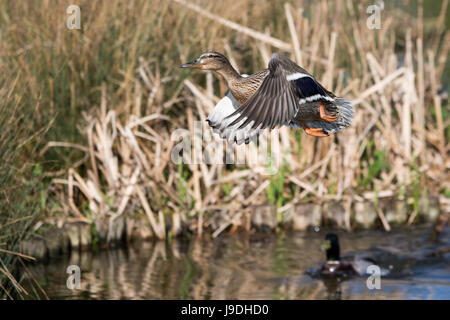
top-left (19, 194), bottom-right (443, 262)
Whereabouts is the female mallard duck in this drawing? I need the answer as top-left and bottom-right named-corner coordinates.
top-left (181, 51), bottom-right (354, 144)
top-left (320, 233), bottom-right (376, 278)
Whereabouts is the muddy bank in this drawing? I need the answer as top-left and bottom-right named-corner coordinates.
top-left (20, 195), bottom-right (444, 261)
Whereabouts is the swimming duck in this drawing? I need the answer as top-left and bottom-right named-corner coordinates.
top-left (320, 233), bottom-right (376, 278)
top-left (181, 51), bottom-right (354, 144)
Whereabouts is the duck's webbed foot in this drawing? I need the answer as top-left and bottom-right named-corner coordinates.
top-left (301, 123), bottom-right (329, 137)
top-left (319, 105), bottom-right (338, 122)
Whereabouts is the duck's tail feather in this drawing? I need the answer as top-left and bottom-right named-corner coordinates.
top-left (305, 98), bottom-right (354, 134)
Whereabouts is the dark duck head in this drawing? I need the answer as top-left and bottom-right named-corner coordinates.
top-left (322, 233), bottom-right (341, 262)
top-left (320, 233), bottom-right (359, 277)
top-left (320, 233), bottom-right (383, 278)
top-left (181, 51), bottom-right (354, 145)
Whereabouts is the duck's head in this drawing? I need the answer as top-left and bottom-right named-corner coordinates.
top-left (321, 233), bottom-right (341, 262)
top-left (180, 51), bottom-right (230, 71)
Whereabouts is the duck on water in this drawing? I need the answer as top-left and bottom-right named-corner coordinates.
top-left (181, 51), bottom-right (354, 144)
top-left (319, 233), bottom-right (379, 278)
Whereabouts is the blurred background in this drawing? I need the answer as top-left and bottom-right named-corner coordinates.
top-left (0, 0), bottom-right (448, 299)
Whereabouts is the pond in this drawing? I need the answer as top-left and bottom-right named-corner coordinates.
top-left (22, 225), bottom-right (449, 300)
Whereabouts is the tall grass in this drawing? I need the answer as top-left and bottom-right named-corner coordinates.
top-left (0, 0), bottom-right (449, 247)
top-left (0, 76), bottom-right (46, 299)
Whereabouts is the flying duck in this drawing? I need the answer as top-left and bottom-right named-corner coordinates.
top-left (181, 51), bottom-right (354, 144)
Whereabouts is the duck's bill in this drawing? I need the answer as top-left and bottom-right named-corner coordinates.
top-left (180, 60), bottom-right (201, 68)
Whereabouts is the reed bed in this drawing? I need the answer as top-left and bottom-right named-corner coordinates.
top-left (0, 77), bottom-right (47, 299)
top-left (37, 0), bottom-right (449, 241)
top-left (1, 0), bottom-right (449, 249)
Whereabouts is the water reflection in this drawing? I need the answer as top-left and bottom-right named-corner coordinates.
top-left (23, 226), bottom-right (450, 300)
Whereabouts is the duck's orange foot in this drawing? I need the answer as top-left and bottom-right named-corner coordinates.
top-left (320, 105), bottom-right (338, 122)
top-left (301, 124), bottom-right (329, 137)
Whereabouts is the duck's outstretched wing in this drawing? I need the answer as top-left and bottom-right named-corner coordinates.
top-left (225, 53), bottom-right (335, 130)
top-left (206, 91), bottom-right (260, 145)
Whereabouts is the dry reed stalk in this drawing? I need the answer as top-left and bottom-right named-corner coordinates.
top-left (183, 80), bottom-right (216, 112)
top-left (18, 258), bottom-right (49, 300)
top-left (173, 0), bottom-right (292, 51)
top-left (299, 144), bottom-right (336, 180)
top-left (402, 30), bottom-right (415, 161)
top-left (284, 3), bottom-right (303, 65)
top-left (223, 41), bottom-right (240, 74)
top-left (0, 248), bottom-right (35, 261)
top-left (212, 212), bottom-right (242, 238)
top-left (67, 169), bottom-right (89, 223)
top-left (431, 0), bottom-right (449, 55)
top-left (111, 167), bottom-right (140, 220)
top-left (39, 142), bottom-right (89, 156)
top-left (243, 180), bottom-right (270, 206)
top-left (136, 186), bottom-right (165, 239)
top-left (343, 196), bottom-right (352, 231)
top-left (289, 176), bottom-right (317, 196)
top-left (366, 53), bottom-right (391, 129)
top-left (0, 267), bottom-right (28, 295)
top-left (258, 41), bottom-right (271, 66)
top-left (435, 33), bottom-right (450, 82)
top-left (416, 37), bottom-right (425, 159)
top-left (174, 0), bottom-right (328, 65)
top-left (352, 68), bottom-right (406, 106)
top-left (375, 205), bottom-right (391, 232)
top-left (407, 209), bottom-right (418, 226)
top-left (324, 32), bottom-right (337, 89)
top-left (427, 50), bottom-right (446, 159)
top-left (186, 106), bottom-right (203, 236)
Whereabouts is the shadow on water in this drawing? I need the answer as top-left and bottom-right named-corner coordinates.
top-left (22, 226), bottom-right (450, 300)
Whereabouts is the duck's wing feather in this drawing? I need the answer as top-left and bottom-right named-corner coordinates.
top-left (206, 90), bottom-right (260, 145)
top-left (225, 53), bottom-right (335, 130)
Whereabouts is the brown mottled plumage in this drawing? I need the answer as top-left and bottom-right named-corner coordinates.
top-left (228, 69), bottom-right (268, 105)
top-left (181, 51), bottom-right (354, 144)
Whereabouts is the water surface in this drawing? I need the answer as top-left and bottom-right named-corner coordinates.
top-left (24, 226), bottom-right (450, 300)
